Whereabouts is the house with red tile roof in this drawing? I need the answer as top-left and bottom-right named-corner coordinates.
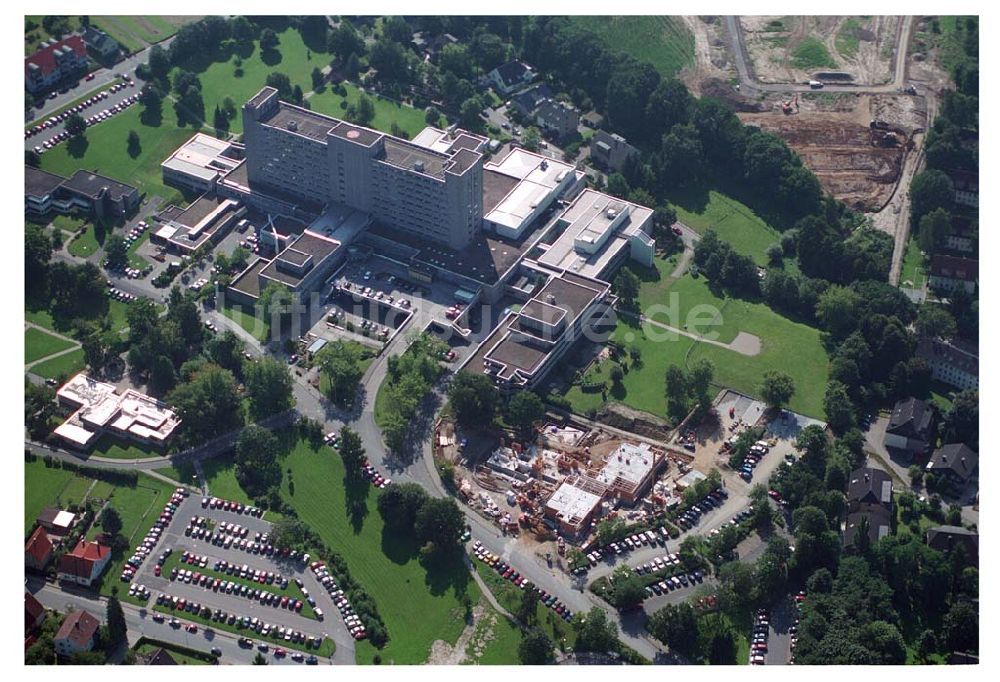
top-left (25, 592), bottom-right (46, 633)
top-left (25, 35), bottom-right (88, 94)
top-left (54, 609), bottom-right (100, 656)
top-left (57, 539), bottom-right (111, 587)
top-left (25, 526), bottom-right (54, 571)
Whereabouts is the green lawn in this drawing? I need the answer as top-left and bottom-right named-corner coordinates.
top-left (684, 286), bottom-right (829, 418)
top-left (474, 561), bottom-right (576, 651)
top-left (220, 303), bottom-right (268, 342)
top-left (178, 28), bottom-right (327, 137)
top-left (309, 82), bottom-right (432, 139)
top-left (562, 269), bottom-right (829, 419)
top-left (929, 380), bottom-right (956, 412)
top-left (89, 434), bottom-right (162, 460)
top-left (133, 641), bottom-right (210, 665)
top-left (25, 327), bottom-right (76, 364)
top-left (280, 436), bottom-right (480, 664)
top-left (563, 316), bottom-right (696, 417)
top-left (38, 98), bottom-right (200, 202)
top-left (201, 457), bottom-right (255, 505)
top-left (90, 16), bottom-right (145, 53)
top-left (463, 605), bottom-right (523, 664)
top-left (25, 16), bottom-right (83, 55)
top-left (103, 16), bottom-right (194, 46)
top-left (24, 460), bottom-right (76, 533)
top-left (89, 476), bottom-right (177, 597)
top-left (899, 236), bottom-right (926, 289)
top-left (31, 348), bottom-right (86, 381)
top-left (791, 36), bottom-right (838, 70)
top-left (25, 306), bottom-right (57, 333)
top-left (67, 224), bottom-right (105, 258)
top-left (668, 189), bottom-right (787, 267)
top-left (568, 16), bottom-right (695, 78)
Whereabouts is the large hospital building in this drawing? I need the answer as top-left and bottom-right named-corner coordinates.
top-left (160, 86), bottom-right (656, 393)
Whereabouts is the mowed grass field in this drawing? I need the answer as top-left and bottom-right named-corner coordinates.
top-left (185, 28), bottom-right (326, 136)
top-left (25, 327), bottom-right (76, 364)
top-left (25, 460), bottom-right (76, 533)
top-left (669, 189), bottom-right (788, 267)
top-left (561, 268), bottom-right (829, 419)
top-left (279, 437), bottom-right (480, 664)
top-left (38, 101), bottom-right (197, 202)
top-left (30, 348), bottom-right (86, 381)
top-left (568, 16), bottom-right (695, 78)
top-left (309, 83), bottom-right (432, 139)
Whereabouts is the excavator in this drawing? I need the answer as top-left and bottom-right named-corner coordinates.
top-left (781, 94), bottom-right (799, 115)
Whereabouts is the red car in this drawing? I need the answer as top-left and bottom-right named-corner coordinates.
top-left (274, 648), bottom-right (286, 658)
top-left (671, 225), bottom-right (683, 235)
top-left (186, 623), bottom-right (198, 633)
top-left (768, 490), bottom-right (782, 502)
top-left (85, 73), bottom-right (95, 81)
top-left (154, 565), bottom-right (161, 577)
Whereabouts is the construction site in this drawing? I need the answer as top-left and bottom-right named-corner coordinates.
top-left (739, 16), bottom-right (904, 85)
top-left (738, 93), bottom-right (927, 211)
top-left (434, 416), bottom-right (705, 546)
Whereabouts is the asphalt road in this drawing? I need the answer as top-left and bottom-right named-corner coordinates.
top-left (765, 597), bottom-right (794, 665)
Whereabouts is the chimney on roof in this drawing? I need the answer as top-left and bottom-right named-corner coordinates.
top-left (414, 160), bottom-right (425, 173)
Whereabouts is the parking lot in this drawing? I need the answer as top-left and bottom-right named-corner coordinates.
top-left (306, 255), bottom-right (472, 360)
top-left (128, 491), bottom-right (357, 662)
top-left (26, 76), bottom-right (139, 154)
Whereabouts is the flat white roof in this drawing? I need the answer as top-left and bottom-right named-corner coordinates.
top-left (485, 179), bottom-right (554, 229)
top-left (161, 132), bottom-right (240, 181)
top-left (53, 422), bottom-right (97, 446)
top-left (537, 188), bottom-right (653, 277)
top-left (485, 148), bottom-right (573, 184)
top-left (546, 480), bottom-right (603, 522)
top-left (596, 442), bottom-right (656, 487)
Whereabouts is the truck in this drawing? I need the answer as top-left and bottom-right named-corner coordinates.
top-left (808, 80), bottom-right (824, 89)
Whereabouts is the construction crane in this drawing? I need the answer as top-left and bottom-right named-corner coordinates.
top-left (781, 94), bottom-right (799, 115)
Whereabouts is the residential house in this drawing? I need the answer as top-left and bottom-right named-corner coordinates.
top-left (25, 36), bottom-right (89, 94)
top-left (412, 31), bottom-right (457, 59)
top-left (57, 539), bottom-right (111, 587)
top-left (144, 648), bottom-right (179, 665)
top-left (948, 169), bottom-right (978, 208)
top-left (929, 254), bottom-right (978, 294)
top-left (53, 609), bottom-right (100, 657)
top-left (926, 525), bottom-right (979, 565)
top-left (916, 337), bottom-right (978, 391)
top-left (589, 130), bottom-right (639, 172)
top-left (82, 26), bottom-right (120, 61)
top-left (846, 467), bottom-right (893, 513)
top-left (843, 505), bottom-right (893, 552)
top-left (581, 111), bottom-right (603, 129)
top-left (25, 526), bottom-right (54, 571)
top-left (510, 83), bottom-right (554, 117)
top-left (488, 60), bottom-right (536, 96)
top-left (36, 508), bottom-right (76, 536)
top-left (534, 99), bottom-right (580, 140)
top-left (944, 214), bottom-right (976, 254)
top-left (883, 397), bottom-right (936, 455)
top-left (926, 443), bottom-right (978, 485)
top-left (25, 593), bottom-right (46, 633)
